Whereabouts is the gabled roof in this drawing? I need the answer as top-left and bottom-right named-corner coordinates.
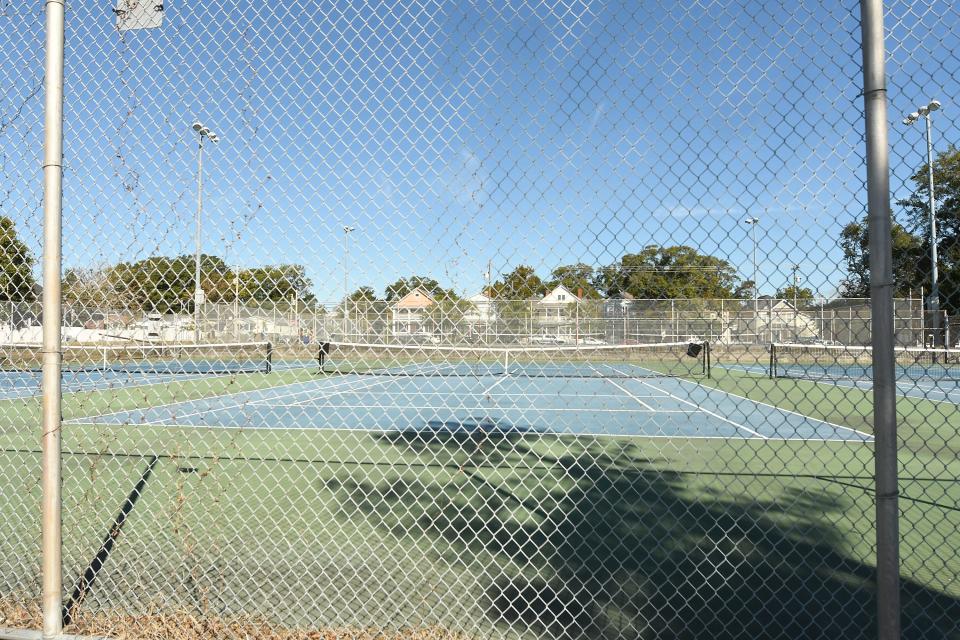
top-left (539, 284), bottom-right (581, 304)
top-left (392, 287), bottom-right (436, 309)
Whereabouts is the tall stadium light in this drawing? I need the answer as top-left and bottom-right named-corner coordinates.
top-left (192, 121), bottom-right (219, 343)
top-left (343, 225), bottom-right (356, 336)
top-left (744, 217), bottom-right (760, 342)
top-left (903, 100), bottom-right (942, 347)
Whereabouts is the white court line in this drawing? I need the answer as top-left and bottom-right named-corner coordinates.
top-left (633, 378), bottom-right (767, 439)
top-left (67, 419), bottom-right (863, 442)
top-left (140, 375), bottom-right (406, 423)
top-left (482, 374), bottom-right (510, 397)
top-left (260, 375), bottom-right (413, 408)
top-left (602, 377), bottom-right (653, 410)
top-left (248, 401), bottom-right (687, 414)
top-left (66, 372), bottom-right (397, 423)
top-left (654, 371), bottom-right (873, 439)
top-left (719, 363), bottom-right (960, 408)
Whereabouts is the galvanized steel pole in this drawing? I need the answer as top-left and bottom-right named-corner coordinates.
top-left (924, 113), bottom-right (940, 346)
top-left (860, 2), bottom-right (900, 638)
top-left (194, 136), bottom-right (204, 343)
top-left (41, 0), bottom-right (66, 636)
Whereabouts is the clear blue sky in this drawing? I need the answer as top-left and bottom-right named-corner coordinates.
top-left (1, 1), bottom-right (957, 303)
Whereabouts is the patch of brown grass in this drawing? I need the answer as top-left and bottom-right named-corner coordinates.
top-left (0, 599), bottom-right (471, 640)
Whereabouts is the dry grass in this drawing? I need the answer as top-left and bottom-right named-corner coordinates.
top-left (0, 599), bottom-right (471, 640)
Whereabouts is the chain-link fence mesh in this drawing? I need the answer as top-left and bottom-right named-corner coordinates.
top-left (1, 1), bottom-right (959, 638)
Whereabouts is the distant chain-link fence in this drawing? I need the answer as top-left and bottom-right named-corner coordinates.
top-left (1, 1), bottom-right (958, 639)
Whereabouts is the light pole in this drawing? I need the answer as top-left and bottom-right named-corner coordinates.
top-left (903, 100), bottom-right (942, 347)
top-left (744, 217), bottom-right (760, 342)
top-left (342, 225), bottom-right (355, 337)
top-left (191, 121), bottom-right (219, 343)
top-left (791, 264), bottom-right (801, 341)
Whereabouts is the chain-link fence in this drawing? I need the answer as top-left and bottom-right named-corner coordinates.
top-left (2, 1), bottom-right (959, 639)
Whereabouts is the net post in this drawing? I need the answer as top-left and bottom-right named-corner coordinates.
top-left (769, 343), bottom-right (776, 379)
top-left (265, 341), bottom-right (273, 373)
top-left (704, 341), bottom-right (711, 378)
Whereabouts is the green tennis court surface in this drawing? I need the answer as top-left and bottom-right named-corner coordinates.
top-left (1, 359), bottom-right (957, 637)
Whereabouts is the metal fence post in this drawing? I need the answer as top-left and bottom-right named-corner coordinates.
top-left (860, 2), bottom-right (900, 638)
top-left (41, 0), bottom-right (66, 637)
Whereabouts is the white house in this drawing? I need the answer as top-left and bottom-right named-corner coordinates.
top-left (535, 285), bottom-right (581, 339)
top-left (464, 292), bottom-right (496, 324)
top-left (390, 288), bottom-right (436, 337)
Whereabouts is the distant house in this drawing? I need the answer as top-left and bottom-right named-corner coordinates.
top-left (743, 298), bottom-right (818, 343)
top-left (390, 288), bottom-right (436, 336)
top-left (462, 291), bottom-right (497, 342)
top-left (534, 285), bottom-right (581, 339)
top-left (464, 292), bottom-right (495, 324)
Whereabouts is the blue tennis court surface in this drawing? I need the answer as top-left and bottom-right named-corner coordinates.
top-left (0, 369), bottom-right (213, 401)
top-left (0, 360), bottom-right (308, 401)
top-left (720, 362), bottom-right (960, 406)
top-left (72, 372), bottom-right (872, 442)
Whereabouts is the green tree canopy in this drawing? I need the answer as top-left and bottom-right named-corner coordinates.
top-left (490, 265), bottom-right (547, 300)
top-left (347, 286), bottom-right (379, 302)
top-left (775, 285), bottom-right (815, 308)
top-left (235, 264), bottom-right (315, 304)
top-left (732, 279), bottom-right (756, 301)
top-left (595, 245), bottom-right (739, 299)
top-left (548, 263), bottom-right (601, 299)
top-left (893, 145), bottom-right (960, 313)
top-left (0, 216), bottom-right (37, 301)
top-left (64, 256), bottom-right (314, 312)
top-left (839, 221), bottom-right (923, 300)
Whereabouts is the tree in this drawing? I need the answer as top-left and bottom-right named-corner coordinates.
top-left (775, 285), bottom-right (815, 308)
top-left (732, 280), bottom-right (756, 301)
top-left (67, 256), bottom-right (316, 313)
top-left (0, 216), bottom-right (37, 301)
top-left (838, 220), bottom-right (923, 299)
top-left (347, 286), bottom-right (378, 303)
top-left (384, 275), bottom-right (452, 301)
top-left (895, 145), bottom-right (960, 314)
top-left (490, 265), bottom-right (547, 300)
top-left (548, 263), bottom-right (601, 298)
top-left (595, 246), bottom-right (739, 299)
top-left (235, 264), bottom-right (315, 305)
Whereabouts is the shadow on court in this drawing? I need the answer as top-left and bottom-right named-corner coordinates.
top-left (341, 426), bottom-right (958, 640)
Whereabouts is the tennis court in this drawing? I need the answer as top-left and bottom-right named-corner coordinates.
top-left (0, 341), bottom-right (311, 401)
top-left (719, 342), bottom-right (960, 405)
top-left (68, 359), bottom-right (871, 443)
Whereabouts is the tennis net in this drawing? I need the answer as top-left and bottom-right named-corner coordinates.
top-left (0, 341), bottom-right (273, 375)
top-left (320, 340), bottom-right (710, 379)
top-left (769, 342), bottom-right (960, 381)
